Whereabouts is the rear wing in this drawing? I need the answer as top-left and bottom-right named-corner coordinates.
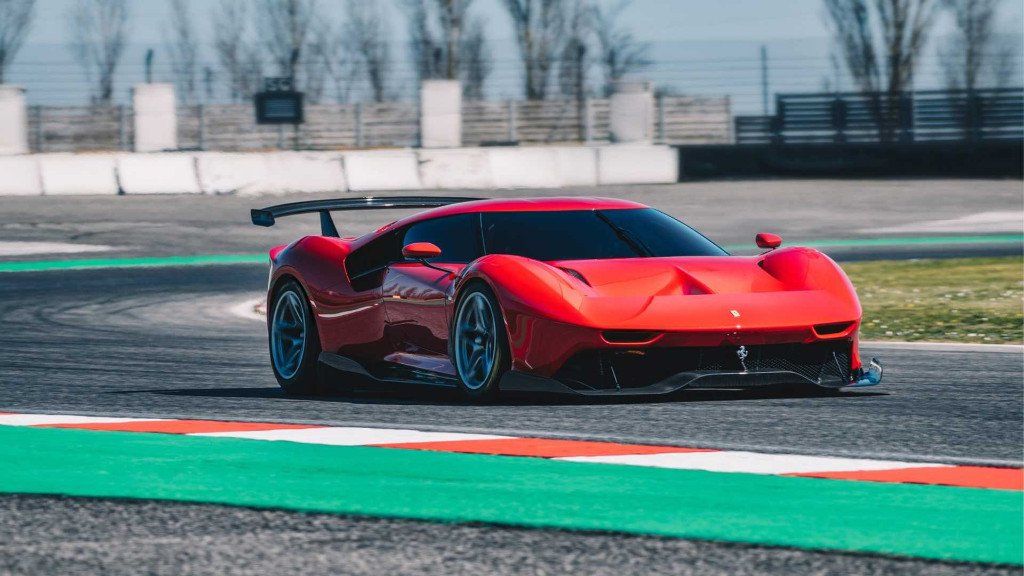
top-left (250, 196), bottom-right (483, 237)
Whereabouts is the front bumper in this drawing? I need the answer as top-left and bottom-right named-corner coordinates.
top-left (498, 344), bottom-right (883, 396)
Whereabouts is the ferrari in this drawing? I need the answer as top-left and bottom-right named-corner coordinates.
top-left (251, 196), bottom-right (882, 400)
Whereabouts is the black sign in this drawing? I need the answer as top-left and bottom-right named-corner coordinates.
top-left (255, 91), bottom-right (304, 124)
top-left (255, 77), bottom-right (303, 124)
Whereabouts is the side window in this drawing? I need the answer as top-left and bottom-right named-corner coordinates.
top-left (346, 230), bottom-right (400, 290)
top-left (401, 214), bottom-right (483, 263)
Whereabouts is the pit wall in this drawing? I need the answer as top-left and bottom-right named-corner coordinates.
top-left (0, 145), bottom-right (678, 196)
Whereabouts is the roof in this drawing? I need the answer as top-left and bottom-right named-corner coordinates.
top-left (342, 197), bottom-right (649, 249)
top-left (388, 196), bottom-right (647, 230)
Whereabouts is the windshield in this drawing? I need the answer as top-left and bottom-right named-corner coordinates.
top-left (481, 208), bottom-right (727, 261)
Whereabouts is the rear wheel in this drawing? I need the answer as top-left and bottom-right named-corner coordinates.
top-left (269, 279), bottom-right (322, 394)
top-left (452, 285), bottom-right (509, 401)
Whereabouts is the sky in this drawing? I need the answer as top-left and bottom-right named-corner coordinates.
top-left (8, 0), bottom-right (1024, 113)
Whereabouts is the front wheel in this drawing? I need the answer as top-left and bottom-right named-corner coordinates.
top-left (269, 279), bottom-right (323, 394)
top-left (452, 285), bottom-right (510, 401)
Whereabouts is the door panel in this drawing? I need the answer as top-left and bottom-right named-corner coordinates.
top-left (382, 263), bottom-right (463, 355)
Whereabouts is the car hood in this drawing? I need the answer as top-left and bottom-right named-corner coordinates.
top-left (546, 254), bottom-right (859, 330)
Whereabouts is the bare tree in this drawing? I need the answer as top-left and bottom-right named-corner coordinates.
top-left (557, 0), bottom-right (593, 98)
top-left (67, 0), bottom-right (130, 104)
top-left (937, 0), bottom-right (1004, 90)
top-left (258, 0), bottom-right (320, 87)
top-left (502, 0), bottom-right (566, 100)
top-left (344, 0), bottom-right (392, 102)
top-left (593, 0), bottom-right (650, 97)
top-left (212, 0), bottom-right (262, 101)
top-left (460, 16), bottom-right (491, 99)
top-left (0, 0), bottom-right (35, 84)
top-left (824, 0), bottom-right (938, 139)
top-left (987, 33), bottom-right (1022, 89)
top-left (308, 18), bottom-right (362, 103)
top-left (165, 0), bottom-right (198, 103)
top-left (303, 21), bottom-right (333, 103)
top-left (405, 0), bottom-right (444, 82)
top-left (403, 0), bottom-right (491, 98)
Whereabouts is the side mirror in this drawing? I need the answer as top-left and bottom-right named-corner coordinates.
top-left (403, 242), bottom-right (442, 260)
top-left (755, 233), bottom-right (782, 250)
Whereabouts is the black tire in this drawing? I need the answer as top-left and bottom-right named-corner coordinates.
top-left (268, 279), bottom-right (323, 395)
top-left (450, 283), bottom-right (510, 401)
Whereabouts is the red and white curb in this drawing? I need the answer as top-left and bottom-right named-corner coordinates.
top-left (1, 413), bottom-right (1020, 491)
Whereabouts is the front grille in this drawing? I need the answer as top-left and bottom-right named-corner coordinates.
top-left (555, 341), bottom-right (852, 391)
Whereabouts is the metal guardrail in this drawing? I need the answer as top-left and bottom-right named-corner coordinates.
top-left (735, 88), bottom-right (1024, 145)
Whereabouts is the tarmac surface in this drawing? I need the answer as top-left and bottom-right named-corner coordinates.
top-left (1, 495), bottom-right (1017, 576)
top-left (1, 179), bottom-right (1021, 574)
top-left (2, 179), bottom-right (1021, 261)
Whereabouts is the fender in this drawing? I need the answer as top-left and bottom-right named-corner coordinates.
top-left (456, 254), bottom-right (591, 326)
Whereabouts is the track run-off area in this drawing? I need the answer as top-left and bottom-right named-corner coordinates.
top-left (1, 181), bottom-right (1021, 574)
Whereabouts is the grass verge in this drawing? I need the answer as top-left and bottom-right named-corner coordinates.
top-left (842, 257), bottom-right (1023, 344)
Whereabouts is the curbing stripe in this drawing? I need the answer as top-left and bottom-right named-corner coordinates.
top-left (0, 413), bottom-right (1019, 491)
top-left (557, 451), bottom-right (946, 476)
top-left (194, 426), bottom-right (511, 446)
top-left (794, 466), bottom-right (1024, 491)
top-left (0, 414), bottom-right (167, 426)
top-left (377, 437), bottom-right (710, 457)
top-left (40, 419), bottom-right (325, 434)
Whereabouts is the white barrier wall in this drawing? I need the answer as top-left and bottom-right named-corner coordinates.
top-left (342, 150), bottom-right (423, 191)
top-left (488, 148), bottom-right (561, 189)
top-left (418, 149), bottom-right (493, 189)
top-left (553, 147), bottom-right (599, 187)
top-left (0, 86), bottom-right (28, 155)
top-left (0, 156), bottom-right (41, 195)
top-left (4, 144), bottom-right (677, 196)
top-left (263, 152), bottom-right (347, 194)
top-left (196, 153), bottom-right (271, 195)
top-left (597, 145), bottom-right (678, 185)
top-left (118, 154), bottom-right (201, 194)
top-left (133, 84), bottom-right (177, 152)
top-left (38, 153), bottom-right (120, 195)
top-left (420, 80), bottom-right (462, 148)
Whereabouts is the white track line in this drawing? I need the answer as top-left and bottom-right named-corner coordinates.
top-left (863, 340), bottom-right (1023, 353)
top-left (194, 426), bottom-right (511, 446)
top-left (0, 414), bottom-right (166, 426)
top-left (229, 297), bottom-right (265, 322)
top-left (0, 241), bottom-right (116, 257)
top-left (558, 451), bottom-right (948, 475)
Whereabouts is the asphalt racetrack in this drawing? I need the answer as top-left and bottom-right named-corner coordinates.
top-left (1, 180), bottom-right (1021, 575)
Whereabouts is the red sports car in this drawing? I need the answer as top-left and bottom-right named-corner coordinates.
top-left (252, 196), bottom-right (882, 400)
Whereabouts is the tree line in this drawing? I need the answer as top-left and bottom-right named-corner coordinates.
top-left (0, 0), bottom-right (1018, 106)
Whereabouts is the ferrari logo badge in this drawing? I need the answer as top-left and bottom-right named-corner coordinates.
top-left (736, 346), bottom-right (749, 372)
top-left (730, 310), bottom-right (740, 317)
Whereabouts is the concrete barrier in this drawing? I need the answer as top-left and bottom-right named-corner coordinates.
top-left (117, 153), bottom-right (201, 194)
top-left (597, 145), bottom-right (678, 185)
top-left (553, 147), bottom-right (599, 187)
top-left (342, 150), bottom-right (422, 191)
top-left (488, 147), bottom-right (560, 189)
top-left (417, 148), bottom-right (493, 189)
top-left (263, 152), bottom-right (347, 194)
top-left (0, 156), bottom-right (41, 195)
top-left (196, 153), bottom-right (271, 195)
top-left (38, 153), bottom-right (119, 195)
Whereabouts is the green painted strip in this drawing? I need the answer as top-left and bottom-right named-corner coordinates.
top-left (0, 254), bottom-right (267, 273)
top-left (0, 426), bottom-right (1019, 564)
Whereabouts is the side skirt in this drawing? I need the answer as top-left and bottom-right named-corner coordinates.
top-left (318, 352), bottom-right (459, 389)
